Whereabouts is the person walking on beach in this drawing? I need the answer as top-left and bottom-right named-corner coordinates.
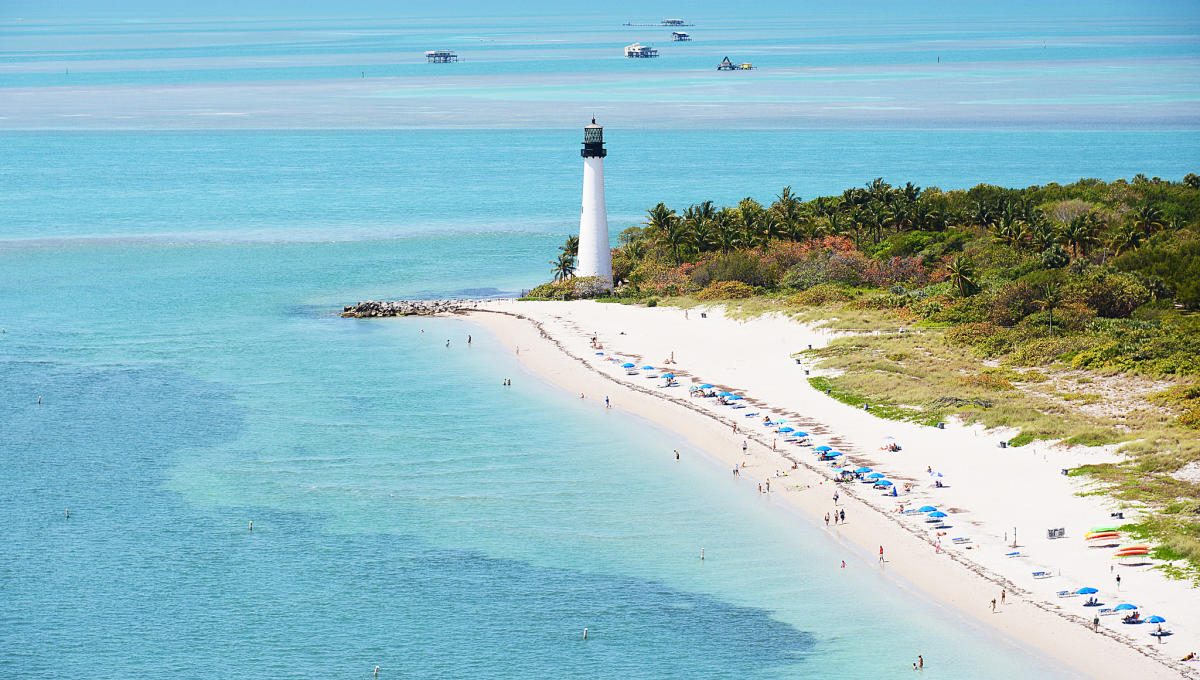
top-left (879, 546), bottom-right (884, 564)
top-left (758, 483), bottom-right (762, 494)
top-left (765, 479), bottom-right (770, 492)
top-left (742, 440), bottom-right (748, 453)
top-left (1001, 589), bottom-right (1006, 605)
top-left (840, 509), bottom-right (845, 523)
top-left (605, 396), bottom-right (610, 408)
top-left (1093, 615), bottom-right (1100, 631)
top-left (825, 512), bottom-right (830, 526)
top-left (991, 598), bottom-right (997, 613)
top-left (833, 491), bottom-right (839, 505)
top-left (1116, 573), bottom-right (1122, 589)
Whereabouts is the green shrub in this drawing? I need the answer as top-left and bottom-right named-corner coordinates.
top-left (697, 280), bottom-right (755, 301)
top-left (646, 298), bottom-right (658, 308)
top-left (1115, 238), bottom-right (1200, 310)
top-left (945, 322), bottom-right (1001, 346)
top-left (1066, 270), bottom-right (1151, 318)
top-left (690, 251), bottom-right (777, 288)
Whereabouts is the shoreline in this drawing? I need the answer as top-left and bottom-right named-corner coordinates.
top-left (458, 299), bottom-right (1196, 680)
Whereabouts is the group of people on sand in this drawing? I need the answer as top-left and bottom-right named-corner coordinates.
top-left (825, 508), bottom-right (846, 526)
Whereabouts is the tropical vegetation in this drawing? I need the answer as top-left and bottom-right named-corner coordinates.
top-left (523, 173), bottom-right (1200, 572)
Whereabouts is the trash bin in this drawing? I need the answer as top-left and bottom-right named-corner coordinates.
top-left (1000, 441), bottom-right (1008, 449)
top-left (936, 422), bottom-right (945, 429)
top-left (1061, 468), bottom-right (1069, 476)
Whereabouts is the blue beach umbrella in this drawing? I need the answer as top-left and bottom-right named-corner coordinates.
top-left (854, 467), bottom-right (872, 474)
top-left (641, 365), bottom-right (654, 370)
top-left (661, 373), bottom-right (675, 379)
top-left (728, 395), bottom-right (743, 400)
top-left (867, 472), bottom-right (884, 479)
top-left (918, 506), bottom-right (937, 512)
top-left (718, 391), bottom-right (734, 397)
top-left (928, 511), bottom-right (948, 518)
top-left (876, 480), bottom-right (894, 486)
top-left (1076, 587), bottom-right (1099, 595)
top-left (595, 352), bottom-right (604, 355)
top-left (1114, 604), bottom-right (1138, 611)
top-left (622, 363), bottom-right (635, 368)
top-left (815, 446), bottom-right (832, 452)
top-left (699, 384), bottom-right (714, 389)
top-left (794, 432), bottom-right (809, 437)
top-left (826, 452), bottom-right (842, 457)
top-left (778, 427), bottom-right (795, 433)
top-left (1147, 615), bottom-right (1166, 623)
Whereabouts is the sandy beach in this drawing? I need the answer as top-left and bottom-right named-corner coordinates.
top-left (464, 299), bottom-right (1199, 680)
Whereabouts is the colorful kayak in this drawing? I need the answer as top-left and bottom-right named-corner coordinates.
top-left (1086, 532), bottom-right (1120, 539)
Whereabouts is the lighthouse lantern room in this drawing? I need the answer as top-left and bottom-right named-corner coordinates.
top-left (576, 118), bottom-right (612, 288)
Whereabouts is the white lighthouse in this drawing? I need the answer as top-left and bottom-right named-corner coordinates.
top-left (576, 118), bottom-right (612, 288)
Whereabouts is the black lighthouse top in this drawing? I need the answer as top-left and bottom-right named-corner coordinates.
top-left (581, 118), bottom-right (607, 158)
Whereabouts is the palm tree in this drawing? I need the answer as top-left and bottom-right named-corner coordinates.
top-left (1105, 222), bottom-right (1143, 258)
top-left (772, 186), bottom-right (803, 238)
top-left (664, 215), bottom-right (691, 264)
top-left (560, 235), bottom-right (579, 257)
top-left (946, 256), bottom-right (977, 297)
top-left (645, 202), bottom-right (686, 263)
top-left (712, 208), bottom-right (740, 252)
top-left (691, 218), bottom-right (713, 254)
top-left (645, 202), bottom-right (676, 237)
top-left (1061, 214), bottom-right (1098, 258)
top-left (551, 251), bottom-right (576, 281)
top-left (1028, 220), bottom-right (1059, 251)
top-left (1131, 203), bottom-right (1164, 236)
top-left (865, 177), bottom-right (893, 204)
top-left (1034, 282), bottom-right (1063, 335)
top-left (737, 197), bottom-right (764, 246)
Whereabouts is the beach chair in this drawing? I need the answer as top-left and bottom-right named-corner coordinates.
top-left (1005, 551), bottom-right (1024, 558)
top-left (1031, 571), bottom-right (1052, 579)
top-left (951, 537), bottom-right (971, 544)
top-left (1055, 590), bottom-right (1075, 597)
top-left (1098, 608), bottom-right (1118, 616)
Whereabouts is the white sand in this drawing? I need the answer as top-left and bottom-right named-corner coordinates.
top-left (464, 299), bottom-right (1199, 679)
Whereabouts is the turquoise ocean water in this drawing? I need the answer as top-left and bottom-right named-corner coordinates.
top-left (2, 12), bottom-right (1198, 679)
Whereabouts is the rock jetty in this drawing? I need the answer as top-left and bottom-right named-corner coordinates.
top-left (340, 299), bottom-right (473, 318)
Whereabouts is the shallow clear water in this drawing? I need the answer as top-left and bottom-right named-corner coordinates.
top-left (2, 11), bottom-right (1197, 679)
